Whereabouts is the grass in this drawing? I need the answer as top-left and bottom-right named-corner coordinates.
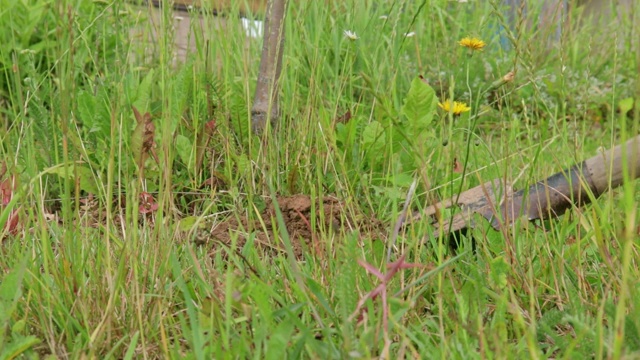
top-left (0, 0), bottom-right (639, 358)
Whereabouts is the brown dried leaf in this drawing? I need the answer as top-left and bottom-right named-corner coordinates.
top-left (5, 209), bottom-right (20, 235)
top-left (131, 106), bottom-right (157, 171)
top-left (335, 110), bottom-right (352, 124)
top-left (205, 119), bottom-right (217, 135)
top-left (0, 174), bottom-right (17, 207)
top-left (453, 157), bottom-right (463, 173)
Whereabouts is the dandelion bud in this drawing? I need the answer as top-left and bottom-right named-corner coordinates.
top-left (502, 71), bottom-right (515, 83)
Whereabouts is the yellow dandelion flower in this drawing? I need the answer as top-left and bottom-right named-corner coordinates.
top-left (458, 37), bottom-right (486, 51)
top-left (438, 100), bottom-right (471, 115)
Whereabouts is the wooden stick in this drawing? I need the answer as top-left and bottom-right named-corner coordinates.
top-left (250, 0), bottom-right (287, 134)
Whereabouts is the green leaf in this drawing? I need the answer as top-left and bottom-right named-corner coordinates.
top-left (489, 256), bottom-right (510, 290)
top-left (235, 154), bottom-right (251, 178)
top-left (372, 185), bottom-right (405, 200)
top-left (0, 336), bottom-right (41, 359)
top-left (47, 164), bottom-right (101, 195)
top-left (306, 278), bottom-right (335, 317)
top-left (0, 259), bottom-right (28, 348)
top-left (618, 97), bottom-right (634, 116)
top-left (123, 332), bottom-right (140, 360)
top-left (335, 119), bottom-right (358, 148)
top-left (11, 319), bottom-right (26, 335)
top-left (265, 320), bottom-right (295, 360)
top-left (0, 261), bottom-right (26, 304)
top-left (402, 77), bottom-right (437, 131)
top-left (362, 121), bottom-right (385, 151)
top-left (77, 91), bottom-right (97, 132)
top-left (77, 89), bottom-right (111, 138)
top-left (175, 134), bottom-right (194, 172)
top-left (132, 69), bottom-right (155, 113)
top-left (387, 172), bottom-right (413, 187)
top-left (177, 216), bottom-right (205, 232)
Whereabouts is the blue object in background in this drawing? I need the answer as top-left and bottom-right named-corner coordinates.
top-left (498, 0), bottom-right (568, 49)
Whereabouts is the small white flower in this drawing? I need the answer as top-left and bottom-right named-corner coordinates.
top-left (344, 30), bottom-right (359, 41)
top-left (404, 32), bottom-right (416, 38)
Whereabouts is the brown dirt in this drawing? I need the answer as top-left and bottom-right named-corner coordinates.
top-left (204, 194), bottom-right (383, 259)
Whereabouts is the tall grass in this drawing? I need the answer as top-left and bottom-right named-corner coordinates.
top-left (0, 0), bottom-right (638, 358)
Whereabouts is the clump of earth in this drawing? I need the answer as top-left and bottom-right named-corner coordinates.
top-left (199, 194), bottom-right (384, 259)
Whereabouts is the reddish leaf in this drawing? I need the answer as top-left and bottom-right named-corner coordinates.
top-left (357, 259), bottom-right (385, 281)
top-left (0, 172), bottom-right (18, 207)
top-left (139, 192), bottom-right (159, 214)
top-left (0, 178), bottom-right (12, 207)
top-left (352, 254), bottom-right (423, 333)
top-left (205, 119), bottom-right (217, 135)
top-left (199, 172), bottom-right (227, 189)
top-left (5, 209), bottom-right (20, 235)
top-left (335, 110), bottom-right (352, 124)
top-left (453, 157), bottom-right (463, 173)
top-left (131, 106), bottom-right (158, 172)
top-left (386, 254), bottom-right (421, 273)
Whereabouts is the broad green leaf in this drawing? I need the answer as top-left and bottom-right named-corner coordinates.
top-left (0, 259), bottom-right (28, 347)
top-left (619, 97), bottom-right (634, 116)
top-left (489, 256), bottom-right (510, 290)
top-left (77, 91), bottom-right (97, 132)
top-left (11, 319), bottom-right (26, 335)
top-left (402, 77), bottom-right (437, 131)
top-left (235, 154), bottom-right (251, 178)
top-left (47, 164), bottom-right (101, 195)
top-left (387, 172), bottom-right (413, 187)
top-left (265, 319), bottom-right (295, 360)
top-left (177, 216), bottom-right (205, 232)
top-left (0, 261), bottom-right (26, 304)
top-left (132, 69), bottom-right (155, 113)
top-left (175, 134), bottom-right (194, 172)
top-left (77, 89), bottom-right (111, 138)
top-left (372, 185), bottom-right (404, 200)
top-left (389, 297), bottom-right (412, 324)
top-left (362, 121), bottom-right (385, 151)
top-left (1, 336), bottom-right (41, 359)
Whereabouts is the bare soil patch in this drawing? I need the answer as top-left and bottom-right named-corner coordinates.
top-left (204, 194), bottom-right (384, 259)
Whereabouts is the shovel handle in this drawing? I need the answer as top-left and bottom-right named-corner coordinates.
top-left (495, 135), bottom-right (640, 227)
top-left (586, 135), bottom-right (640, 193)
